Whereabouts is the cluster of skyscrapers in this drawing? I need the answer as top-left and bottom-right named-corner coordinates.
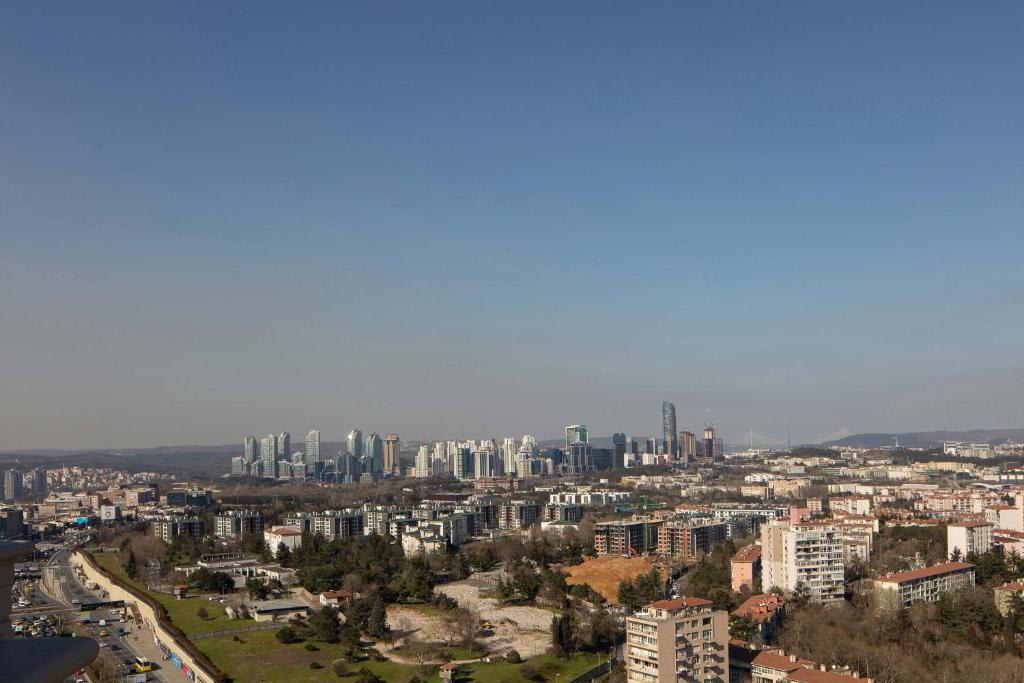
top-left (230, 403), bottom-right (721, 483)
top-left (231, 429), bottom-right (401, 483)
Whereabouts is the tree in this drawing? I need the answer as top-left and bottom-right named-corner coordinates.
top-left (729, 615), bottom-right (758, 643)
top-left (276, 542), bottom-right (292, 565)
top-left (246, 577), bottom-right (270, 601)
top-left (583, 609), bottom-right (616, 651)
top-left (365, 597), bottom-right (389, 639)
top-left (310, 605), bottom-right (342, 643)
top-left (124, 551), bottom-right (138, 579)
top-left (617, 579), bottom-right (639, 611)
top-left (195, 606), bottom-right (209, 621)
top-left (551, 610), bottom-right (578, 657)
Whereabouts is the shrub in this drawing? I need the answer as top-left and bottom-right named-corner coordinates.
top-left (331, 659), bottom-right (349, 677)
top-left (309, 661), bottom-right (323, 669)
top-left (519, 665), bottom-right (543, 681)
top-left (276, 626), bottom-right (299, 644)
top-left (505, 649), bottom-right (522, 663)
top-left (304, 642), bottom-right (319, 651)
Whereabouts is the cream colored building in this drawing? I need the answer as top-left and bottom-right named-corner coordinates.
top-left (872, 561), bottom-right (975, 609)
top-left (761, 519), bottom-right (845, 605)
top-left (947, 520), bottom-right (992, 559)
top-left (626, 597), bottom-right (729, 683)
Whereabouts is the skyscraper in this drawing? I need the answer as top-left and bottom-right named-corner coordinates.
top-left (383, 434), bottom-right (400, 474)
top-left (703, 424), bottom-right (717, 462)
top-left (662, 402), bottom-right (678, 458)
top-left (347, 429), bottom-right (364, 457)
top-left (565, 424), bottom-right (588, 450)
top-left (679, 431), bottom-right (696, 464)
top-left (244, 435), bottom-right (259, 463)
top-left (305, 429), bottom-right (321, 475)
top-left (260, 434), bottom-right (277, 478)
top-left (365, 432), bottom-right (383, 474)
top-left (277, 432), bottom-right (291, 460)
top-left (415, 445), bottom-right (431, 478)
top-left (612, 432), bottom-right (627, 469)
top-left (2, 469), bottom-right (23, 501)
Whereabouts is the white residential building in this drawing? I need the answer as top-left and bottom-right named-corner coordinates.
top-left (761, 519), bottom-right (845, 605)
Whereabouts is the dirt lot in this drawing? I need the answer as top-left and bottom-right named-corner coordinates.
top-left (564, 555), bottom-right (657, 602)
top-left (387, 578), bottom-right (553, 659)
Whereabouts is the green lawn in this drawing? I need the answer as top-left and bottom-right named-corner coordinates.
top-left (90, 550), bottom-right (252, 636)
top-left (197, 630), bottom-right (438, 683)
top-left (462, 652), bottom-right (605, 682)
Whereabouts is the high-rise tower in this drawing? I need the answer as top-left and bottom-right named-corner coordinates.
top-left (347, 429), bottom-right (364, 457)
top-left (662, 402), bottom-right (678, 458)
top-left (305, 430), bottom-right (321, 474)
top-left (365, 432), bottom-right (383, 473)
top-left (383, 434), bottom-right (400, 474)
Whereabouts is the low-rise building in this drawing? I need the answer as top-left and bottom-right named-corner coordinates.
top-left (264, 526), bottom-right (303, 552)
top-left (993, 581), bottom-right (1024, 617)
top-left (731, 593), bottom-right (786, 645)
top-left (751, 650), bottom-right (873, 683)
top-left (731, 544), bottom-right (762, 592)
top-left (872, 561), bottom-right (975, 609)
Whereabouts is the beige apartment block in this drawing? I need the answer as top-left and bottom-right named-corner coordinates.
top-left (626, 597), bottom-right (729, 683)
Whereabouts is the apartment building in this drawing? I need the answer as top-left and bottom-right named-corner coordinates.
top-left (625, 597), bottom-right (729, 683)
top-left (761, 519), bottom-right (845, 605)
top-left (283, 510), bottom-right (364, 540)
top-left (731, 544), bottom-right (762, 592)
top-left (947, 520), bottom-right (992, 559)
top-left (213, 510), bottom-right (264, 540)
top-left (872, 561), bottom-right (975, 609)
top-left (657, 519), bottom-right (731, 561)
top-left (498, 500), bottom-right (540, 530)
top-left (152, 516), bottom-right (204, 543)
top-left (595, 520), bottom-right (660, 557)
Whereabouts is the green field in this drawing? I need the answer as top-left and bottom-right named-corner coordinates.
top-left (90, 550), bottom-right (606, 683)
top-left (90, 550), bottom-right (251, 636)
top-left (462, 652), bottom-right (604, 682)
top-left (197, 630), bottom-right (437, 683)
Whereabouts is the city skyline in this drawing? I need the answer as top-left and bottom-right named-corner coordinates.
top-left (3, 2), bottom-right (1024, 450)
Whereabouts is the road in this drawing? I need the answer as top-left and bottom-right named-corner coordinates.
top-left (36, 536), bottom-right (189, 683)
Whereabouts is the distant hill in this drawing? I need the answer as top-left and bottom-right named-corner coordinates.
top-left (824, 429), bottom-right (1024, 449)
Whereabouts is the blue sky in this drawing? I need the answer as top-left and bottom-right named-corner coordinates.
top-left (2, 2), bottom-right (1023, 449)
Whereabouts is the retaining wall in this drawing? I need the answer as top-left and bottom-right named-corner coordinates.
top-left (72, 550), bottom-right (227, 683)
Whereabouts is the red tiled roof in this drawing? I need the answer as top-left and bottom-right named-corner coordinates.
top-left (732, 593), bottom-right (786, 621)
top-left (751, 650), bottom-right (812, 673)
top-left (875, 561), bottom-right (975, 583)
top-left (732, 544), bottom-right (762, 563)
top-left (787, 668), bottom-right (871, 683)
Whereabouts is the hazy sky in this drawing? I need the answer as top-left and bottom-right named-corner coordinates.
top-left (2, 2), bottom-right (1023, 450)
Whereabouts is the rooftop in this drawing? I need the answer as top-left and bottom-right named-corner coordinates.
top-left (875, 561), bottom-right (975, 584)
top-left (732, 544), bottom-right (762, 563)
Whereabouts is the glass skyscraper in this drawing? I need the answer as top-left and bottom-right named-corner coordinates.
top-left (662, 402), bottom-right (677, 457)
top-left (347, 429), bottom-right (364, 457)
top-left (305, 429), bottom-right (321, 474)
top-left (565, 424), bottom-right (588, 450)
